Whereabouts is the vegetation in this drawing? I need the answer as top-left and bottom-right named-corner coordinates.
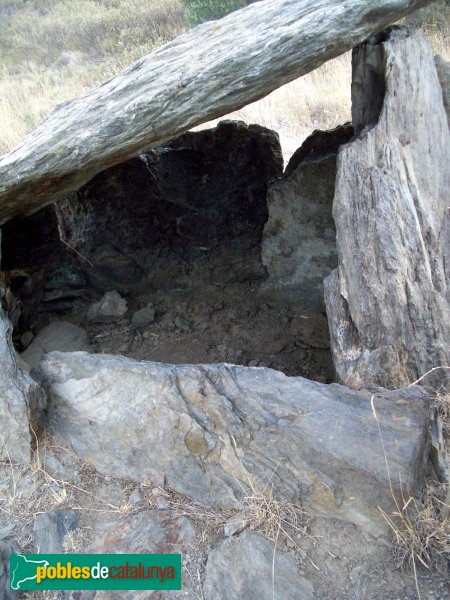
top-left (0, 0), bottom-right (448, 157)
top-left (182, 0), bottom-right (245, 25)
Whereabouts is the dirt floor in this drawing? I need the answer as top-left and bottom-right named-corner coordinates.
top-left (38, 281), bottom-right (335, 382)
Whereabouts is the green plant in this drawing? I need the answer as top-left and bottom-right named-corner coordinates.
top-left (182, 0), bottom-right (245, 26)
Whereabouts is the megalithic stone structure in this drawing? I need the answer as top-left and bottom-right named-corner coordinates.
top-left (0, 0), bottom-right (432, 224)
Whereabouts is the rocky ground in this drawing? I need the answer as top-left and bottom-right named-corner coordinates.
top-left (0, 445), bottom-right (448, 600)
top-left (18, 281), bottom-right (335, 383)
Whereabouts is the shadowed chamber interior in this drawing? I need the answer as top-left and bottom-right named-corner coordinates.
top-left (1, 119), bottom-right (351, 382)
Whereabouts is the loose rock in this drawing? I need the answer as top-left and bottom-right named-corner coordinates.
top-left (131, 306), bottom-right (155, 328)
top-left (87, 291), bottom-right (128, 323)
top-left (21, 321), bottom-right (89, 371)
top-left (33, 509), bottom-right (78, 553)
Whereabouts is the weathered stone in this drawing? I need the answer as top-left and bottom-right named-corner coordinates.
top-left (19, 331), bottom-right (33, 349)
top-left (174, 315), bottom-right (190, 331)
top-left (0, 306), bottom-right (46, 462)
top-left (262, 125), bottom-right (353, 306)
top-left (223, 514), bottom-right (248, 537)
top-left (33, 509), bottom-right (78, 553)
top-left (56, 121), bottom-right (281, 292)
top-left (203, 532), bottom-right (314, 600)
top-left (72, 511), bottom-right (196, 600)
top-left (131, 306), bottom-right (155, 328)
top-left (21, 321), bottom-right (89, 371)
top-left (324, 29), bottom-right (450, 390)
top-left (0, 539), bottom-right (20, 600)
top-left (86, 291), bottom-right (127, 322)
top-left (0, 0), bottom-right (432, 224)
top-left (435, 55), bottom-right (450, 124)
top-left (39, 352), bottom-right (430, 536)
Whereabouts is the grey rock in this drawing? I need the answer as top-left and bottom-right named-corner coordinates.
top-left (88, 510), bottom-right (195, 554)
top-left (203, 532), bottom-right (314, 600)
top-left (33, 509), bottom-right (78, 553)
top-left (0, 0), bottom-right (432, 224)
top-left (127, 489), bottom-right (143, 505)
top-left (131, 306), bottom-right (155, 328)
top-left (435, 55), bottom-right (450, 125)
top-left (0, 307), bottom-right (46, 462)
top-left (57, 121), bottom-right (281, 293)
top-left (223, 514), bottom-right (248, 537)
top-left (0, 539), bottom-right (20, 600)
top-left (155, 497), bottom-right (170, 510)
top-left (262, 125), bottom-right (353, 306)
top-left (21, 321), bottom-right (89, 371)
top-left (174, 315), bottom-right (190, 332)
top-left (45, 263), bottom-right (86, 291)
top-left (19, 331), bottom-right (34, 349)
top-left (0, 524), bottom-right (16, 541)
top-left (39, 352), bottom-right (430, 536)
top-left (325, 29), bottom-right (450, 390)
top-left (87, 291), bottom-right (127, 322)
top-left (41, 452), bottom-right (67, 480)
top-left (75, 511), bottom-right (196, 600)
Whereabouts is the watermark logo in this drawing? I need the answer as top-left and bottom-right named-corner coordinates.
top-left (10, 554), bottom-right (181, 591)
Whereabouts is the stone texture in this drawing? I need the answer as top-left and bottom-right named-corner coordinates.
top-left (0, 539), bottom-right (20, 600)
top-left (262, 125), bottom-right (353, 306)
top-left (88, 510), bottom-right (195, 555)
top-left (87, 291), bottom-right (127, 322)
top-left (75, 511), bottom-right (196, 600)
top-left (0, 0), bottom-right (432, 224)
top-left (32, 509), bottom-right (78, 553)
top-left (21, 321), bottom-right (89, 370)
top-left (203, 532), bottom-right (314, 600)
top-left (39, 352), bottom-right (430, 536)
top-left (56, 121), bottom-right (282, 292)
top-left (0, 306), bottom-right (46, 461)
top-left (131, 306), bottom-right (155, 328)
top-left (324, 29), bottom-right (450, 390)
top-left (435, 54), bottom-right (450, 124)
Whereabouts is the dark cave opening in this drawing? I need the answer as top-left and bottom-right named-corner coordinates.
top-left (1, 120), bottom-right (354, 382)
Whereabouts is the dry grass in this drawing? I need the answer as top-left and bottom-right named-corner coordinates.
top-left (371, 392), bottom-right (450, 600)
top-left (0, 0), bottom-right (187, 154)
top-left (433, 391), bottom-right (450, 441)
top-left (378, 482), bottom-right (450, 572)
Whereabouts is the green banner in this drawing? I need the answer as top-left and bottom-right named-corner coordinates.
top-left (10, 554), bottom-right (181, 591)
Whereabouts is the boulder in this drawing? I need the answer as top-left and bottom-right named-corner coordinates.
top-left (39, 352), bottom-right (430, 536)
top-left (21, 321), bottom-right (89, 371)
top-left (203, 532), bottom-right (315, 600)
top-left (131, 306), bottom-right (156, 328)
top-left (32, 509), bottom-right (78, 553)
top-left (324, 29), bottom-right (450, 390)
top-left (0, 539), bottom-right (20, 600)
top-left (0, 306), bottom-right (46, 462)
top-left (262, 124), bottom-right (353, 306)
top-left (0, 0), bottom-right (432, 224)
top-left (87, 291), bottom-right (128, 322)
top-left (56, 121), bottom-right (282, 292)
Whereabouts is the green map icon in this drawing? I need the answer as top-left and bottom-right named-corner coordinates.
top-left (10, 555), bottom-right (49, 590)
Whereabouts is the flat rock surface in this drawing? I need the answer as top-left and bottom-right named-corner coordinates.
top-left (39, 351), bottom-right (430, 536)
top-left (203, 532), bottom-right (315, 600)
